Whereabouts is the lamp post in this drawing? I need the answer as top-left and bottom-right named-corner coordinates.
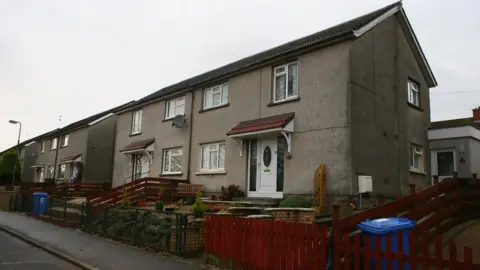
top-left (8, 120), bottom-right (21, 186)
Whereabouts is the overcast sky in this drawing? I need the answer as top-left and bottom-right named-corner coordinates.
top-left (1, 0), bottom-right (479, 151)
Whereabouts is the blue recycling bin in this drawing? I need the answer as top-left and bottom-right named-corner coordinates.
top-left (357, 217), bottom-right (415, 270)
top-left (32, 192), bottom-right (48, 215)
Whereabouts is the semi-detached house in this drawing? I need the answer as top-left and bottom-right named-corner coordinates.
top-left (112, 2), bottom-right (437, 203)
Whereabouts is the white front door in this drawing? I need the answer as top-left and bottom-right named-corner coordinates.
top-left (431, 150), bottom-right (456, 182)
top-left (259, 138), bottom-right (277, 193)
top-left (141, 155), bottom-right (150, 176)
top-left (38, 168), bottom-right (44, 183)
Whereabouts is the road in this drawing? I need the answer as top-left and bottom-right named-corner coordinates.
top-left (0, 231), bottom-right (80, 270)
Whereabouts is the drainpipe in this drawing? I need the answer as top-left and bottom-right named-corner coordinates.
top-left (186, 92), bottom-right (195, 183)
top-left (52, 136), bottom-right (60, 183)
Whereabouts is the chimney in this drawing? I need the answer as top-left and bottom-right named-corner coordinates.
top-left (473, 107), bottom-right (480, 122)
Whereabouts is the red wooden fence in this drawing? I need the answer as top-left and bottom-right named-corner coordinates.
top-left (205, 215), bottom-right (480, 269)
top-left (204, 215), bottom-right (329, 270)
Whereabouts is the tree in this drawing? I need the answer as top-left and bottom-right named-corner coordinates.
top-left (0, 150), bottom-right (21, 185)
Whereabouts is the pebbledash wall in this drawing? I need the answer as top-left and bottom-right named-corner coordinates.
top-left (111, 13), bottom-right (432, 200)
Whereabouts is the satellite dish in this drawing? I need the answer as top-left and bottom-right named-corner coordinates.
top-left (172, 114), bottom-right (186, 128)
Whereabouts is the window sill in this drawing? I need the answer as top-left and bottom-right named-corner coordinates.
top-left (49, 149), bottom-right (57, 151)
top-left (162, 114), bottom-right (186, 122)
top-left (195, 171), bottom-right (227, 176)
top-left (407, 102), bottom-right (423, 112)
top-left (198, 103), bottom-right (229, 113)
top-left (409, 169), bottom-right (426, 175)
top-left (267, 97), bottom-right (300, 107)
top-left (61, 146), bottom-right (68, 149)
top-left (159, 172), bottom-right (182, 176)
top-left (129, 132), bottom-right (142, 137)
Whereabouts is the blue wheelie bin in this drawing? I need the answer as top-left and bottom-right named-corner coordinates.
top-left (357, 217), bottom-right (415, 270)
top-left (32, 192), bottom-right (48, 215)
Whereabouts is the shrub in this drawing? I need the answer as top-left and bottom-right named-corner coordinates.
top-left (279, 196), bottom-right (312, 208)
top-left (192, 191), bottom-right (205, 215)
top-left (220, 185), bottom-right (245, 201)
top-left (120, 190), bottom-right (130, 208)
top-left (155, 200), bottom-right (164, 211)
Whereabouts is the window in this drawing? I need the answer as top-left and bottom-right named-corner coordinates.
top-left (50, 138), bottom-right (58, 150)
top-left (273, 62), bottom-right (298, 102)
top-left (40, 141), bottom-right (45, 153)
top-left (47, 166), bottom-right (54, 178)
top-left (162, 147), bottom-right (183, 174)
top-left (58, 164), bottom-right (67, 179)
top-left (201, 142), bottom-right (226, 172)
top-left (61, 135), bottom-right (69, 147)
top-left (410, 144), bottom-right (423, 171)
top-left (131, 110), bottom-right (142, 134)
top-left (204, 83), bottom-right (228, 109)
top-left (407, 80), bottom-right (420, 106)
top-left (165, 96), bottom-right (185, 119)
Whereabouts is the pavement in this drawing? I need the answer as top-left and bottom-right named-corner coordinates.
top-left (0, 231), bottom-right (80, 270)
top-left (0, 211), bottom-right (200, 270)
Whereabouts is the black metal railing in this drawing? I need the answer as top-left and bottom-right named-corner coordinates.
top-left (9, 194), bottom-right (204, 258)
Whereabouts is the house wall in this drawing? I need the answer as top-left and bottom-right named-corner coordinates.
top-left (56, 128), bottom-right (89, 180)
top-left (469, 139), bottom-right (480, 176)
top-left (21, 143), bottom-right (38, 182)
top-left (349, 15), bottom-right (431, 197)
top-left (36, 138), bottom-right (59, 176)
top-left (84, 115), bottom-right (118, 183)
top-left (112, 93), bottom-right (192, 187)
top-left (189, 42), bottom-right (352, 195)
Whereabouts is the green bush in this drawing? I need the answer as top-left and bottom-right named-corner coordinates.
top-left (279, 196), bottom-right (312, 208)
top-left (155, 200), bottom-right (164, 211)
top-left (120, 196), bottom-right (130, 208)
top-left (192, 191), bottom-right (205, 215)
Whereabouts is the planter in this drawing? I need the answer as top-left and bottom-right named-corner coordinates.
top-left (165, 207), bottom-right (175, 214)
top-left (265, 208), bottom-right (316, 224)
top-left (136, 200), bottom-right (147, 207)
top-left (194, 212), bottom-right (204, 218)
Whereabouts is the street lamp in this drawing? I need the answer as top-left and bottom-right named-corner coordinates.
top-left (8, 120), bottom-right (21, 187)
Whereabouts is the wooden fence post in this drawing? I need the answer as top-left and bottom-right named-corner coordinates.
top-left (409, 184), bottom-right (416, 194)
top-left (332, 204), bottom-right (341, 270)
top-left (433, 175), bottom-right (439, 185)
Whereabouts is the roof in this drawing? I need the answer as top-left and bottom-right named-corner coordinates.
top-left (60, 154), bottom-right (82, 162)
top-left (0, 101), bottom-right (135, 154)
top-left (430, 117), bottom-right (480, 130)
top-left (119, 138), bottom-right (155, 152)
top-left (227, 113), bottom-right (295, 136)
top-left (119, 1), bottom-right (436, 113)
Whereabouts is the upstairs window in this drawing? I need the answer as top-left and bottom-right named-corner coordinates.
top-left (274, 62), bottom-right (298, 102)
top-left (40, 141), bottom-right (45, 153)
top-left (407, 80), bottom-right (420, 107)
top-left (165, 96), bottom-right (185, 119)
top-left (61, 135), bottom-right (69, 147)
top-left (204, 83), bottom-right (228, 109)
top-left (50, 138), bottom-right (58, 150)
top-left (131, 110), bottom-right (142, 135)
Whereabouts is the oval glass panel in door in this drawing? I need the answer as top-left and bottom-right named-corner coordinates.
top-left (263, 146), bottom-right (272, 167)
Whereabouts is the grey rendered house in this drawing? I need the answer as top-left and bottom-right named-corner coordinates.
top-left (31, 102), bottom-right (133, 183)
top-left (112, 1), bottom-right (436, 201)
top-left (428, 108), bottom-right (480, 181)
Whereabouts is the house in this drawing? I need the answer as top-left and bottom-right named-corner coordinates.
top-left (29, 101), bottom-right (134, 183)
top-left (111, 1), bottom-right (436, 202)
top-left (428, 108), bottom-right (480, 181)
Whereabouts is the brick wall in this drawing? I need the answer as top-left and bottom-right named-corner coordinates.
top-left (170, 223), bottom-right (204, 253)
top-left (265, 208), bottom-right (315, 224)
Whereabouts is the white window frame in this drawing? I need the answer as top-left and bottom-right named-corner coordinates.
top-left (165, 96), bottom-right (186, 120)
top-left (203, 83), bottom-right (228, 109)
top-left (61, 135), bottom-right (69, 147)
top-left (58, 164), bottom-right (67, 179)
top-left (50, 138), bottom-right (58, 150)
top-left (47, 165), bottom-right (54, 178)
top-left (200, 142), bottom-right (226, 172)
top-left (407, 80), bottom-right (420, 107)
top-left (131, 110), bottom-right (142, 135)
top-left (410, 144), bottom-right (424, 172)
top-left (273, 62), bottom-right (298, 103)
top-left (40, 141), bottom-right (45, 153)
top-left (162, 147), bottom-right (183, 174)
